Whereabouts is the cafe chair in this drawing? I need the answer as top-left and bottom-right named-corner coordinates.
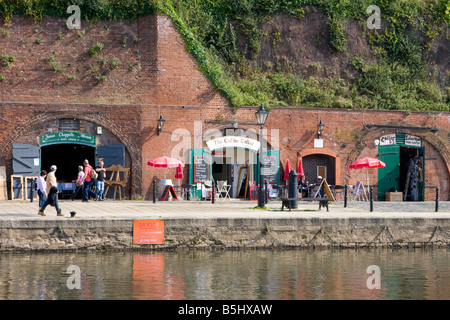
top-left (202, 181), bottom-right (215, 200)
top-left (217, 180), bottom-right (231, 201)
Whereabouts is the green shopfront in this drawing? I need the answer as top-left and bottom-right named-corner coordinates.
top-left (377, 133), bottom-right (425, 201)
top-left (39, 132), bottom-right (97, 182)
top-left (188, 135), bottom-right (280, 199)
top-left (12, 130), bottom-right (125, 198)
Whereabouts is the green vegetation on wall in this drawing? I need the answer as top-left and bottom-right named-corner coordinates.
top-left (156, 0), bottom-right (449, 111)
top-left (0, 0), bottom-right (449, 111)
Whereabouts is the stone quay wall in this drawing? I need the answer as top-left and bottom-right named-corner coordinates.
top-left (1, 217), bottom-right (449, 252)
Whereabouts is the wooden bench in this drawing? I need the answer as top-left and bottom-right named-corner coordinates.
top-left (281, 197), bottom-right (331, 212)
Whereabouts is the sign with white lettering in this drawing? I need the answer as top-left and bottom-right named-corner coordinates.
top-left (194, 155), bottom-right (209, 183)
top-left (379, 134), bottom-right (396, 146)
top-left (405, 135), bottom-right (422, 147)
top-left (206, 136), bottom-right (259, 152)
top-left (40, 132), bottom-right (96, 147)
top-left (261, 156), bottom-right (277, 183)
top-left (133, 220), bottom-right (164, 245)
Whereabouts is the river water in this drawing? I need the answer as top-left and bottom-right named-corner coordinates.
top-left (0, 248), bottom-right (449, 300)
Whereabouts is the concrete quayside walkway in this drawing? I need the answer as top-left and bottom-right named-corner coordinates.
top-left (0, 199), bottom-right (449, 252)
top-left (0, 199), bottom-right (448, 220)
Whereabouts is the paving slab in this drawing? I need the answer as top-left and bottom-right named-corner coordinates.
top-left (0, 199), bottom-right (448, 221)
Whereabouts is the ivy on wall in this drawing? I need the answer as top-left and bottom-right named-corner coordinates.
top-left (0, 0), bottom-right (449, 111)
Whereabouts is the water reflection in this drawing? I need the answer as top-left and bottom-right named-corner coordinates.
top-left (0, 249), bottom-right (449, 300)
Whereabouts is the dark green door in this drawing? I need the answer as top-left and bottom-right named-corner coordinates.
top-left (378, 145), bottom-right (400, 200)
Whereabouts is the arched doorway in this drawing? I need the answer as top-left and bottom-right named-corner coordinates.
top-left (299, 149), bottom-right (340, 186)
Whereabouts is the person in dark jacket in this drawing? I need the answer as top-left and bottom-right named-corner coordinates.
top-left (298, 175), bottom-right (309, 198)
top-left (38, 165), bottom-right (63, 216)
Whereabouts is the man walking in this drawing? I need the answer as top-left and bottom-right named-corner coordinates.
top-left (82, 159), bottom-right (97, 202)
top-left (38, 165), bottom-right (63, 216)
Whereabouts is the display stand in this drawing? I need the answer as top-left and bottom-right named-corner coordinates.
top-left (352, 181), bottom-right (368, 201)
top-left (312, 178), bottom-right (336, 203)
top-left (160, 185), bottom-right (179, 201)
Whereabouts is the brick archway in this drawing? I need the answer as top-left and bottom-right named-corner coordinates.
top-left (352, 125), bottom-right (450, 200)
top-left (0, 111), bottom-right (142, 197)
top-left (299, 149), bottom-right (341, 185)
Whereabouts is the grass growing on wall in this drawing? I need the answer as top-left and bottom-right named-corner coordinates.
top-left (0, 0), bottom-right (449, 111)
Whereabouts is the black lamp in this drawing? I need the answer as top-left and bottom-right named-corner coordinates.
top-left (157, 115), bottom-right (165, 136)
top-left (255, 103), bottom-right (269, 126)
top-left (317, 120), bottom-right (325, 139)
top-left (255, 104), bottom-right (269, 208)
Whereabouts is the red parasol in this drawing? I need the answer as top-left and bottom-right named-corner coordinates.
top-left (147, 156), bottom-right (185, 168)
top-left (284, 159), bottom-right (290, 181)
top-left (175, 163), bottom-right (184, 179)
top-left (349, 157), bottom-right (385, 169)
top-left (297, 157), bottom-right (304, 180)
top-left (349, 157), bottom-right (385, 187)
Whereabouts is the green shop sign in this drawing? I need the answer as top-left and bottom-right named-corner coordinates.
top-left (40, 132), bottom-right (96, 147)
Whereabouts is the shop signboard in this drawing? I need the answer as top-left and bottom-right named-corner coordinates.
top-left (405, 135), bottom-right (422, 147)
top-left (40, 132), bottom-right (96, 147)
top-left (206, 136), bottom-right (259, 153)
top-left (379, 134), bottom-right (396, 146)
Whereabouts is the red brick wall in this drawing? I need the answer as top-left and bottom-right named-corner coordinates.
top-left (0, 15), bottom-right (449, 201)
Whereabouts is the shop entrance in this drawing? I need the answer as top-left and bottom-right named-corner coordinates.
top-left (377, 133), bottom-right (425, 201)
top-left (211, 149), bottom-right (257, 198)
top-left (40, 144), bottom-right (96, 182)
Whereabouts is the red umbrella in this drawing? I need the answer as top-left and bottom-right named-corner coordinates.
top-left (175, 163), bottom-right (183, 179)
top-left (297, 157), bottom-right (304, 180)
top-left (349, 157), bottom-right (385, 188)
top-left (147, 156), bottom-right (185, 168)
top-left (284, 159), bottom-right (290, 181)
top-left (349, 157), bottom-right (385, 169)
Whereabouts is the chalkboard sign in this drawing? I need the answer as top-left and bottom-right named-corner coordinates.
top-left (261, 156), bottom-right (277, 183)
top-left (194, 155), bottom-right (209, 183)
top-left (160, 185), bottom-right (179, 201)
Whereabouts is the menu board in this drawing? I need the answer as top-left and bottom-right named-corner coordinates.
top-left (194, 155), bottom-right (209, 183)
top-left (261, 156), bottom-right (277, 183)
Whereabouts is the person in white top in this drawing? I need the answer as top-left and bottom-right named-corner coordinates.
top-left (37, 170), bottom-right (47, 211)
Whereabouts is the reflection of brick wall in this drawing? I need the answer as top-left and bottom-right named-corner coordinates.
top-left (303, 154), bottom-right (336, 185)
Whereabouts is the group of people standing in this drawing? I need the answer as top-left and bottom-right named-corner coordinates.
top-left (36, 159), bottom-right (107, 216)
top-left (72, 159), bottom-right (106, 202)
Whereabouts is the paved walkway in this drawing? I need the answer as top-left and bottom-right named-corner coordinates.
top-left (0, 199), bottom-right (448, 220)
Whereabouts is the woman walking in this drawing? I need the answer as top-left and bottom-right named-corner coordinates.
top-left (37, 170), bottom-right (47, 211)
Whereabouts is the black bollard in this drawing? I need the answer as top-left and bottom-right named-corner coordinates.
top-left (264, 180), bottom-right (268, 204)
top-left (30, 178), bottom-right (35, 202)
top-left (435, 187), bottom-right (439, 212)
top-left (369, 187), bottom-right (373, 212)
top-left (211, 181), bottom-right (215, 204)
top-left (288, 170), bottom-right (298, 209)
top-left (344, 185), bottom-right (348, 208)
top-left (153, 179), bottom-right (156, 203)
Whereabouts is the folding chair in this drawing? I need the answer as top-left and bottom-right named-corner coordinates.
top-left (217, 180), bottom-right (231, 201)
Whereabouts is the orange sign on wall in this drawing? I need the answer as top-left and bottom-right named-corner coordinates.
top-left (133, 220), bottom-right (164, 244)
